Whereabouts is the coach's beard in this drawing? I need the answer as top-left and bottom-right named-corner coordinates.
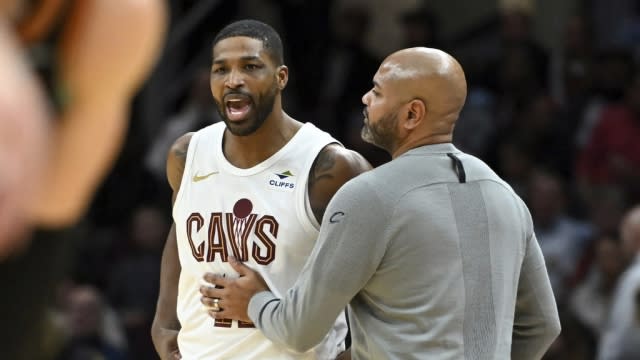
top-left (361, 109), bottom-right (398, 152)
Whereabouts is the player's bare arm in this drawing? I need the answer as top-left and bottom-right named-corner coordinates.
top-left (295, 142), bottom-right (371, 359)
top-left (30, 0), bottom-right (167, 227)
top-left (166, 134), bottom-right (193, 198)
top-left (308, 144), bottom-right (372, 223)
top-left (152, 133), bottom-right (192, 360)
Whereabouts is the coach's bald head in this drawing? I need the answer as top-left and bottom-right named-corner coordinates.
top-left (361, 47), bottom-right (467, 158)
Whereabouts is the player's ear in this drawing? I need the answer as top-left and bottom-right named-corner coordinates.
top-left (276, 65), bottom-right (288, 90)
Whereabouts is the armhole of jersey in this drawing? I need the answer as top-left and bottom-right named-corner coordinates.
top-left (303, 178), bottom-right (320, 230)
top-left (296, 140), bottom-right (343, 235)
top-left (172, 132), bottom-right (199, 220)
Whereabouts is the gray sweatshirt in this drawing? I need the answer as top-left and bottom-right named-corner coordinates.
top-left (248, 143), bottom-right (561, 360)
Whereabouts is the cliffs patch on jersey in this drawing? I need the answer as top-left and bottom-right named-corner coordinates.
top-left (185, 198), bottom-right (278, 264)
top-left (268, 170), bottom-right (295, 191)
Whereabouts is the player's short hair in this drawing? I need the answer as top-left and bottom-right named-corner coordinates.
top-left (212, 20), bottom-right (284, 65)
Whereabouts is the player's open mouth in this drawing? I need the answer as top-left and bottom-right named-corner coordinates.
top-left (225, 97), bottom-right (252, 121)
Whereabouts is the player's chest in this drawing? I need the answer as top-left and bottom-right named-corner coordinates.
top-left (176, 193), bottom-right (310, 267)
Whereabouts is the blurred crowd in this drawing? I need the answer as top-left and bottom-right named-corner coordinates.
top-left (27, 0), bottom-right (640, 359)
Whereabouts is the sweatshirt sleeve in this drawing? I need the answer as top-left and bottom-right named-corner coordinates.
top-left (248, 178), bottom-right (389, 352)
top-left (511, 230), bottom-right (562, 359)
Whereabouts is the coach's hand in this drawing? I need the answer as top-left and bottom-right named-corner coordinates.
top-left (200, 257), bottom-right (270, 323)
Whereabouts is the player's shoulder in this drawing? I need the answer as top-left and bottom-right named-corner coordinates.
top-left (169, 132), bottom-right (195, 158)
top-left (306, 144), bottom-right (372, 222)
top-left (166, 132), bottom-right (195, 191)
top-left (313, 143), bottom-right (372, 181)
top-left (168, 123), bottom-right (223, 163)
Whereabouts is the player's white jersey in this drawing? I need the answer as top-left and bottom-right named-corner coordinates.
top-left (173, 122), bottom-right (347, 359)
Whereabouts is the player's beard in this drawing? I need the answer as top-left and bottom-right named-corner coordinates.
top-left (361, 108), bottom-right (398, 152)
top-left (215, 84), bottom-right (278, 136)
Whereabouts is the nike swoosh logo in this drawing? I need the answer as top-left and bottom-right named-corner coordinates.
top-left (192, 171), bottom-right (218, 182)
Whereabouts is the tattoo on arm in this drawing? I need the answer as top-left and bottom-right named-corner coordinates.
top-left (173, 142), bottom-right (189, 174)
top-left (309, 146), bottom-right (338, 222)
top-left (309, 147), bottom-right (337, 188)
top-left (173, 146), bottom-right (188, 158)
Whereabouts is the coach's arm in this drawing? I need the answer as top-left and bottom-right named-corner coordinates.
top-left (250, 178), bottom-right (386, 352)
top-left (511, 229), bottom-right (562, 359)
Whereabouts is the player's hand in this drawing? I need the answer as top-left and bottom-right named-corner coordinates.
top-left (170, 349), bottom-right (182, 359)
top-left (200, 256), bottom-right (269, 323)
top-left (165, 334), bottom-right (181, 360)
top-left (157, 330), bottom-right (181, 360)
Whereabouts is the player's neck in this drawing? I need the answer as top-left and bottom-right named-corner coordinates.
top-left (223, 111), bottom-right (301, 169)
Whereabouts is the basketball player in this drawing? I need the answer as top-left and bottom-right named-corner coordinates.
top-left (0, 0), bottom-right (167, 358)
top-left (201, 47), bottom-right (561, 359)
top-left (150, 20), bottom-right (371, 359)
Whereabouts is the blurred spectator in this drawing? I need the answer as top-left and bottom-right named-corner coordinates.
top-left (398, 2), bottom-right (442, 49)
top-left (513, 94), bottom-right (575, 178)
top-left (584, 186), bottom-right (628, 235)
top-left (277, 0), bottom-right (335, 117)
top-left (577, 68), bottom-right (640, 204)
top-left (575, 50), bottom-right (636, 150)
top-left (108, 206), bottom-right (168, 359)
top-left (314, 3), bottom-right (379, 137)
top-left (72, 226), bottom-right (120, 289)
top-left (543, 310), bottom-right (596, 360)
top-left (57, 285), bottom-right (127, 360)
top-left (1, 2), bottom-right (167, 355)
top-left (559, 14), bottom-right (595, 105)
top-left (0, 18), bottom-right (50, 253)
top-left (553, 13), bottom-right (596, 154)
top-left (487, 6), bottom-right (550, 117)
top-left (570, 186), bottom-right (629, 281)
top-left (494, 139), bottom-right (534, 197)
top-left (570, 232), bottom-right (625, 338)
top-left (613, 2), bottom-right (640, 59)
top-left (453, 87), bottom-right (496, 159)
top-left (145, 68), bottom-right (220, 183)
top-left (528, 169), bottom-right (593, 304)
top-left (493, 48), bottom-right (546, 129)
top-left (590, 0), bottom-right (640, 56)
top-left (313, 3), bottom-right (387, 166)
top-left (598, 205), bottom-right (640, 360)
